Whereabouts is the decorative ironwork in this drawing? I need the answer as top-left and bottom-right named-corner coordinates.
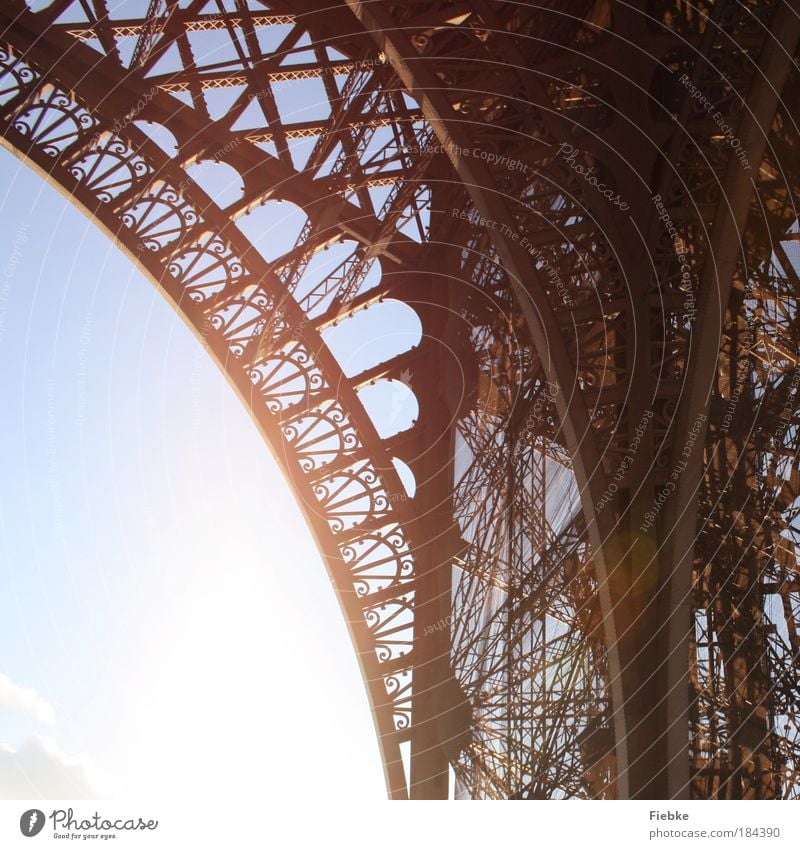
top-left (1, 0), bottom-right (799, 801)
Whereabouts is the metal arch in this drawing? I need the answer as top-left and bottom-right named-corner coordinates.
top-left (0, 0), bottom-right (625, 802)
top-left (0, 0), bottom-right (655, 800)
top-left (3, 0), bottom-right (800, 802)
top-left (0, 10), bottom-right (426, 800)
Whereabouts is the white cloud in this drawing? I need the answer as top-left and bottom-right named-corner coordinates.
top-left (0, 735), bottom-right (109, 799)
top-left (0, 674), bottom-right (108, 798)
top-left (0, 672), bottom-right (56, 724)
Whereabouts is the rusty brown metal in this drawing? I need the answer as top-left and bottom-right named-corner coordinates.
top-left (2, 0), bottom-right (799, 800)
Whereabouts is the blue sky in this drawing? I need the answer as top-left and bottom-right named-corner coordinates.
top-left (0, 144), bottom-right (386, 801)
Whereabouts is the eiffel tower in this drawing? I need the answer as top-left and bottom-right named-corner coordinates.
top-left (1, 0), bottom-right (799, 800)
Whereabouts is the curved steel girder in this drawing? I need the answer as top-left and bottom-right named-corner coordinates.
top-left (0, 13), bottom-right (426, 799)
top-left (660, 2), bottom-right (800, 799)
top-left (344, 0), bottom-right (632, 797)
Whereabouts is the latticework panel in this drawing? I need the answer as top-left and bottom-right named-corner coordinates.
top-left (2, 0), bottom-right (799, 801)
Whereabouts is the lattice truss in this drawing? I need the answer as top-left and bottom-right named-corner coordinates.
top-left (1, 0), bottom-right (799, 800)
top-left (0, 0), bottom-right (433, 798)
top-left (451, 416), bottom-right (610, 798)
top-left (358, 0), bottom-right (800, 800)
top-left (656, 4), bottom-right (800, 799)
top-left (692, 105), bottom-right (800, 798)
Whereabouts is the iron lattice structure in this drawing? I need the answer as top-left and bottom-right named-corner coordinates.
top-left (1, 0), bottom-right (799, 800)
